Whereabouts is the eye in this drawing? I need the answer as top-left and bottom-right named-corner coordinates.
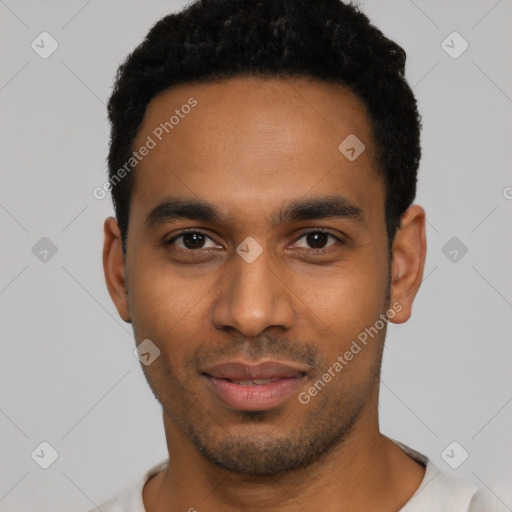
top-left (166, 228), bottom-right (344, 253)
top-left (167, 230), bottom-right (220, 251)
top-left (292, 229), bottom-right (342, 251)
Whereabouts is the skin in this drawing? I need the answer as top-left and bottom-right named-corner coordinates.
top-left (103, 76), bottom-right (427, 512)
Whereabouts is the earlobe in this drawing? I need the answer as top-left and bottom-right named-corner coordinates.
top-left (389, 205), bottom-right (427, 325)
top-left (103, 217), bottom-right (131, 323)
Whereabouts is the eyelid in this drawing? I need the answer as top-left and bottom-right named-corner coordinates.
top-left (166, 228), bottom-right (221, 248)
top-left (290, 228), bottom-right (345, 250)
top-left (166, 227), bottom-right (346, 251)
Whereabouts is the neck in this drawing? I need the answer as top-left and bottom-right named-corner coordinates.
top-left (143, 386), bottom-right (425, 512)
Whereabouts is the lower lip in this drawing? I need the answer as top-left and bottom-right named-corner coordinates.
top-left (203, 375), bottom-right (305, 411)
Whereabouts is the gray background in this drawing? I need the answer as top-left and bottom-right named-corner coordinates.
top-left (0, 0), bottom-right (511, 510)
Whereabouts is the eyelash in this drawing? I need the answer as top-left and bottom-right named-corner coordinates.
top-left (165, 228), bottom-right (345, 254)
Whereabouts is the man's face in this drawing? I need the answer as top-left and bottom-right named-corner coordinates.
top-left (117, 76), bottom-right (395, 474)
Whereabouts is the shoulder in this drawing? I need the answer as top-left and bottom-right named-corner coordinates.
top-left (86, 459), bottom-right (169, 512)
top-left (390, 439), bottom-right (481, 512)
top-left (402, 461), bottom-right (479, 510)
top-left (468, 487), bottom-right (502, 512)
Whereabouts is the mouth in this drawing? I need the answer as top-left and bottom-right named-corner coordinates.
top-left (200, 360), bottom-right (309, 411)
top-left (219, 377), bottom-right (285, 385)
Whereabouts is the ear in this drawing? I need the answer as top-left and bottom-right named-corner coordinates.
top-left (389, 205), bottom-right (426, 324)
top-left (103, 216), bottom-right (131, 323)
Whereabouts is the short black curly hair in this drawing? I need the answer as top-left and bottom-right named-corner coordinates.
top-left (107, 0), bottom-right (421, 255)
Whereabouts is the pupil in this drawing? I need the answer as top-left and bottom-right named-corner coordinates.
top-left (307, 232), bottom-right (328, 249)
top-left (181, 232), bottom-right (328, 250)
top-left (183, 233), bottom-right (205, 249)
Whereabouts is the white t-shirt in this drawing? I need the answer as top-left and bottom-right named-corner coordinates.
top-left (89, 439), bottom-right (496, 511)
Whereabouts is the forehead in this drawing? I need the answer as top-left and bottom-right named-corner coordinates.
top-left (134, 75), bottom-right (376, 162)
top-left (129, 76), bottom-right (384, 229)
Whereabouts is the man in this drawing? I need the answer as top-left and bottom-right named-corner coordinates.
top-left (94, 0), bottom-right (494, 510)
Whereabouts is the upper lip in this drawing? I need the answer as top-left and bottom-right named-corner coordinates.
top-left (201, 360), bottom-right (310, 380)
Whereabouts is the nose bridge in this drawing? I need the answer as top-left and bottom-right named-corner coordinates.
top-left (211, 243), bottom-right (294, 337)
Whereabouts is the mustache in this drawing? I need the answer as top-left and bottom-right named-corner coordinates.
top-left (186, 334), bottom-right (322, 370)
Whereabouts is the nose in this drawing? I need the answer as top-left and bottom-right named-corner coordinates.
top-left (211, 244), bottom-right (295, 338)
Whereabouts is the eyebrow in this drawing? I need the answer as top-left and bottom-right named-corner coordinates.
top-left (144, 195), bottom-right (364, 229)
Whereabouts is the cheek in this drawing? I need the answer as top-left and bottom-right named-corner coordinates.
top-left (129, 263), bottom-right (210, 350)
top-left (291, 261), bottom-right (389, 379)
top-left (298, 261), bottom-right (387, 332)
